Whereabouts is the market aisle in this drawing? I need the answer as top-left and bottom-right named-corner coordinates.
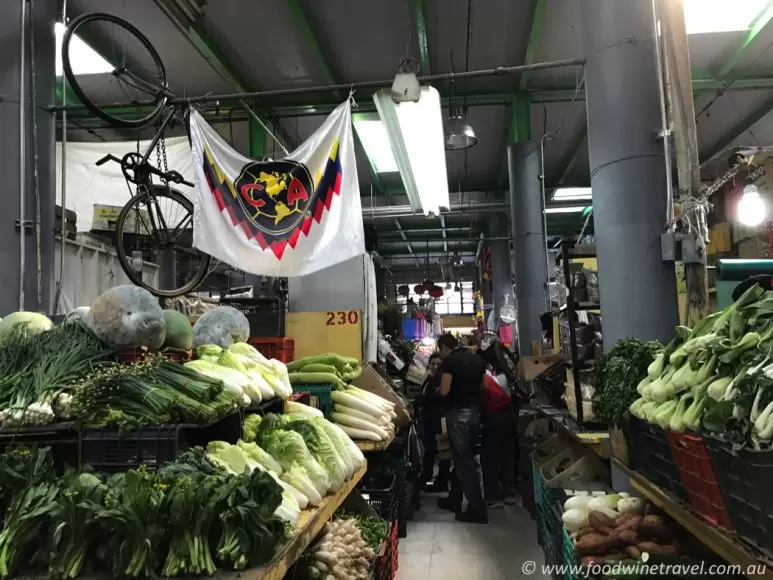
top-left (397, 497), bottom-right (549, 580)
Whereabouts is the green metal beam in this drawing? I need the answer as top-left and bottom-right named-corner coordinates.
top-left (414, 0), bottom-right (431, 75)
top-left (716, 1), bottom-right (773, 78)
top-left (287, 0), bottom-right (341, 99)
top-left (248, 120), bottom-right (265, 158)
top-left (151, 0), bottom-right (294, 152)
top-left (519, 0), bottom-right (546, 90)
top-left (700, 93), bottom-right (773, 165)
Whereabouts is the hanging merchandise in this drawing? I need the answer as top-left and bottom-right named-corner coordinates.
top-left (188, 101), bottom-right (365, 276)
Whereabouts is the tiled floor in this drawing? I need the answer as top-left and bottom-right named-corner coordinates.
top-left (397, 496), bottom-right (549, 580)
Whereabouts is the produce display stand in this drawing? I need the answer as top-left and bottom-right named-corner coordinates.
top-left (557, 242), bottom-right (600, 427)
top-left (213, 463), bottom-right (367, 580)
top-left (613, 459), bottom-right (773, 579)
top-left (530, 399), bottom-right (608, 456)
top-left (355, 433), bottom-right (395, 452)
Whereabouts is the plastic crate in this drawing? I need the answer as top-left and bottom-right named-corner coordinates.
top-left (627, 418), bottom-right (688, 502)
top-left (705, 436), bottom-right (773, 555)
top-left (220, 297), bottom-right (285, 338)
top-left (666, 431), bottom-right (733, 529)
top-left (360, 471), bottom-right (397, 522)
top-left (376, 521), bottom-right (398, 580)
top-left (115, 346), bottom-right (150, 364)
top-left (248, 337), bottom-right (294, 363)
top-left (562, 528), bottom-right (579, 580)
top-left (160, 348), bottom-right (193, 363)
top-left (80, 412), bottom-right (241, 471)
top-left (291, 384), bottom-right (334, 417)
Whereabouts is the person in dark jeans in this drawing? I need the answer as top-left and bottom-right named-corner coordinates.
top-left (479, 372), bottom-right (518, 508)
top-left (415, 354), bottom-right (451, 492)
top-left (435, 334), bottom-right (488, 524)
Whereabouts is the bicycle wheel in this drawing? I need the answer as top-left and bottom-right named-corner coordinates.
top-left (62, 12), bottom-right (169, 128)
top-left (115, 186), bottom-right (211, 297)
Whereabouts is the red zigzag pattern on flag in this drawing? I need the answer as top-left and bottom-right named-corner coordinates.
top-left (205, 169), bottom-right (342, 260)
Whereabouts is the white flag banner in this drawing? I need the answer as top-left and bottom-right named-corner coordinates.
top-left (189, 100), bottom-right (365, 276)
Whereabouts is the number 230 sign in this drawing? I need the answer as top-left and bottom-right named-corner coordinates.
top-left (325, 311), bottom-right (360, 326)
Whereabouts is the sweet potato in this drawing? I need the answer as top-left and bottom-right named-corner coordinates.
top-left (581, 552), bottom-right (626, 567)
top-left (613, 515), bottom-right (642, 533)
top-left (625, 545), bottom-right (642, 559)
top-left (642, 515), bottom-right (665, 527)
top-left (634, 521), bottom-right (674, 541)
top-left (636, 541), bottom-right (679, 557)
top-left (576, 526), bottom-right (596, 539)
top-left (576, 534), bottom-right (621, 557)
top-left (588, 511), bottom-right (617, 534)
top-left (617, 530), bottom-right (639, 545)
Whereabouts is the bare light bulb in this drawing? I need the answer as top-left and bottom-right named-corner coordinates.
top-left (738, 185), bottom-right (766, 227)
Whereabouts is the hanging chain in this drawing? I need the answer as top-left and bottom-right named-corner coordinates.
top-left (156, 132), bottom-right (169, 183)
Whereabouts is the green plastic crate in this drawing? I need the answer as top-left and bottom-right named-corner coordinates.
top-left (291, 384), bottom-right (334, 417)
top-left (562, 527), bottom-right (579, 580)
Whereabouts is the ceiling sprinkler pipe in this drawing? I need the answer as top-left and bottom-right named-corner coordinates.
top-left (363, 201), bottom-right (511, 220)
top-left (50, 56), bottom-right (586, 112)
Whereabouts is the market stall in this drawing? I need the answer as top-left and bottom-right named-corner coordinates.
top-left (526, 283), bottom-right (773, 578)
top-left (0, 283), bottom-right (406, 580)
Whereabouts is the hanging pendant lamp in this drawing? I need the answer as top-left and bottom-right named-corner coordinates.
top-left (444, 105), bottom-right (477, 150)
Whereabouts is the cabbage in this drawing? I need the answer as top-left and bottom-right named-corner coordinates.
top-left (196, 344), bottom-right (223, 362)
top-left (285, 419), bottom-right (347, 491)
top-left (206, 441), bottom-right (257, 474)
top-left (281, 462), bottom-right (323, 506)
top-left (274, 491), bottom-right (300, 527)
top-left (0, 312), bottom-right (53, 340)
top-left (263, 430), bottom-right (330, 496)
top-left (316, 419), bottom-right (354, 478)
top-left (184, 359), bottom-right (250, 405)
top-left (229, 342), bottom-right (271, 366)
top-left (325, 422), bottom-right (365, 473)
top-left (243, 414), bottom-right (262, 443)
top-left (237, 440), bottom-right (282, 474)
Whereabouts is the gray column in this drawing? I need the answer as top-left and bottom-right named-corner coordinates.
top-left (509, 141), bottom-right (548, 356)
top-left (0, 0), bottom-right (56, 315)
top-left (488, 214), bottom-right (514, 330)
top-left (582, 0), bottom-right (679, 347)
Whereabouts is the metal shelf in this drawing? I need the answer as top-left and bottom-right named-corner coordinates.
top-left (613, 459), bottom-right (773, 579)
top-left (215, 464), bottom-right (367, 580)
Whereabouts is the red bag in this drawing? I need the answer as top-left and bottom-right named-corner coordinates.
top-left (479, 372), bottom-right (512, 415)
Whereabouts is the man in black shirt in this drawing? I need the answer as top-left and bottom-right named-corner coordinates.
top-left (435, 334), bottom-right (488, 524)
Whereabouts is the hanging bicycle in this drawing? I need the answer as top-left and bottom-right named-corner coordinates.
top-left (61, 12), bottom-right (211, 298)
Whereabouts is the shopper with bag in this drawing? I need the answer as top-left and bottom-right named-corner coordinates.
top-left (479, 371), bottom-right (518, 508)
top-left (435, 333), bottom-right (488, 524)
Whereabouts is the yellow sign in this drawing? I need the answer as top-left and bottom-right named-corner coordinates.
top-left (285, 311), bottom-right (362, 362)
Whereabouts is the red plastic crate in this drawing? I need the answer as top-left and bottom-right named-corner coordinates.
top-left (248, 337), bottom-right (294, 363)
top-left (377, 521), bottom-right (398, 580)
top-left (666, 431), bottom-right (733, 529)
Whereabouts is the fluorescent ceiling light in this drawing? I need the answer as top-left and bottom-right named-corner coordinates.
top-left (55, 22), bottom-right (113, 77)
top-left (553, 187), bottom-right (592, 201)
top-left (683, 0), bottom-right (769, 34)
top-left (373, 86), bottom-right (450, 216)
top-left (545, 206), bottom-right (588, 214)
top-left (353, 117), bottom-right (399, 173)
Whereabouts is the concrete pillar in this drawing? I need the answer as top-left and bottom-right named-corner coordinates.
top-left (488, 214), bottom-right (514, 328)
top-left (0, 0), bottom-right (56, 315)
top-left (581, 0), bottom-right (679, 347)
top-left (509, 142), bottom-right (548, 356)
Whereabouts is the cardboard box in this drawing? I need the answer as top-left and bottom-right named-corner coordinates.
top-left (610, 427), bottom-right (629, 467)
top-left (706, 222), bottom-right (731, 255)
top-left (529, 432), bottom-right (575, 468)
top-left (352, 363), bottom-right (411, 427)
top-left (519, 353), bottom-right (562, 381)
top-left (738, 234), bottom-right (771, 259)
